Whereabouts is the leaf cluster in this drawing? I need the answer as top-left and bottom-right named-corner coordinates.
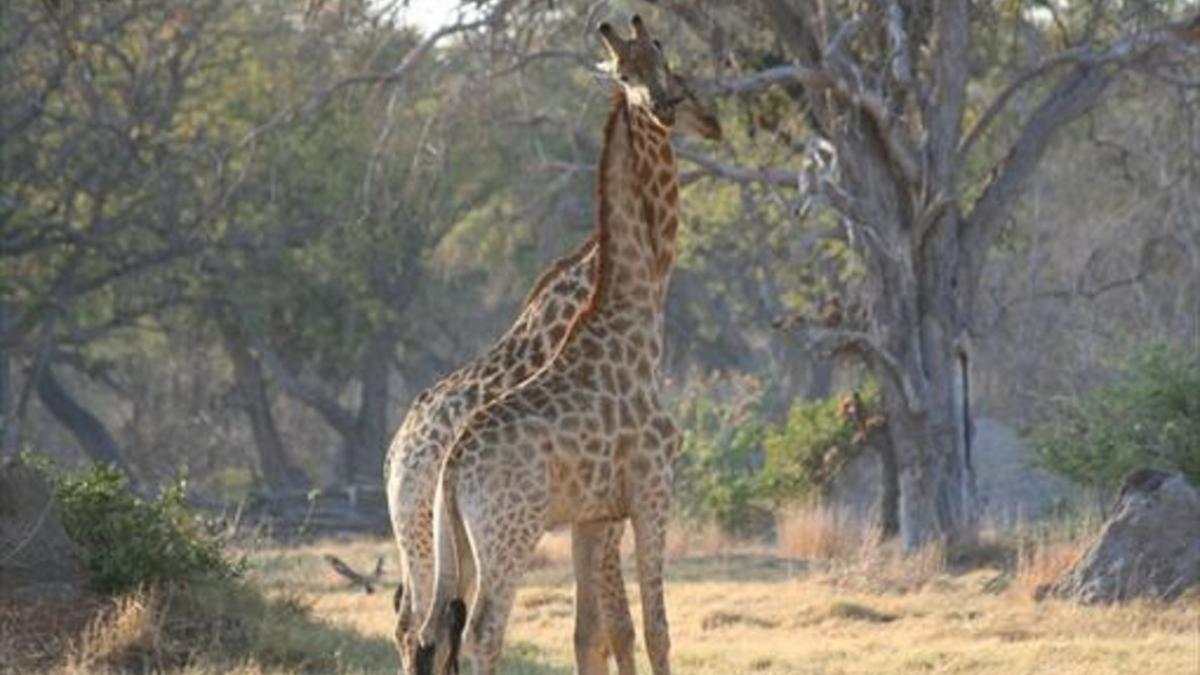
top-left (672, 380), bottom-right (878, 534)
top-left (49, 462), bottom-right (239, 593)
top-left (1030, 343), bottom-right (1200, 489)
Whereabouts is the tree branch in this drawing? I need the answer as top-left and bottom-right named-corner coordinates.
top-left (961, 19), bottom-right (1200, 162)
top-left (702, 64), bottom-right (833, 97)
top-left (255, 344), bottom-right (357, 437)
top-left (675, 147), bottom-right (798, 187)
top-left (777, 323), bottom-right (924, 413)
top-left (965, 20), bottom-right (1200, 255)
top-left (236, 14), bottom-right (498, 152)
top-left (926, 0), bottom-right (970, 185)
top-left (965, 66), bottom-right (1116, 269)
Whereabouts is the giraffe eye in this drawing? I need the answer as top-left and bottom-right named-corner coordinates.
top-left (619, 74), bottom-right (630, 83)
top-left (652, 39), bottom-right (662, 50)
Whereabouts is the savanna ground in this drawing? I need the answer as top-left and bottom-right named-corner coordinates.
top-left (5, 511), bottom-right (1198, 675)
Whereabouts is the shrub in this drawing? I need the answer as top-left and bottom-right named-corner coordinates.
top-left (672, 377), bottom-right (880, 536)
top-left (673, 387), bottom-right (771, 535)
top-left (52, 463), bottom-right (239, 593)
top-left (1030, 343), bottom-right (1200, 490)
top-left (759, 382), bottom-right (879, 508)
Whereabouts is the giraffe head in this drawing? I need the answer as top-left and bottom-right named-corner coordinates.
top-left (599, 15), bottom-right (679, 126)
top-left (668, 72), bottom-right (723, 141)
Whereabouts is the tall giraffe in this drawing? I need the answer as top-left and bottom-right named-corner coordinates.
top-left (385, 61), bottom-right (720, 675)
top-left (417, 16), bottom-right (713, 675)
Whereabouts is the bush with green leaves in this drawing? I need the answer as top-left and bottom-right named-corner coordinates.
top-left (1030, 343), bottom-right (1200, 490)
top-left (672, 379), bottom-right (879, 535)
top-left (673, 389), bottom-right (771, 534)
top-left (760, 382), bottom-right (879, 507)
top-left (51, 463), bottom-right (239, 593)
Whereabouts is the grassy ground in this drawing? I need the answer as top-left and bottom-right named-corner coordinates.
top-left (5, 531), bottom-right (1198, 674)
top-left (246, 536), bottom-right (1199, 675)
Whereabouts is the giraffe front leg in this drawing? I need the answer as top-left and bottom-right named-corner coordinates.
top-left (632, 502), bottom-right (671, 675)
top-left (573, 521), bottom-right (637, 675)
top-left (596, 521), bottom-right (637, 675)
top-left (572, 522), bottom-right (612, 675)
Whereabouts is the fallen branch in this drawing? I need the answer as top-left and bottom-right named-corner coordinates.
top-left (323, 554), bottom-right (384, 594)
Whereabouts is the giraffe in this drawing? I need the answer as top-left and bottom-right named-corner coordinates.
top-left (416, 16), bottom-right (713, 675)
top-left (385, 55), bottom-right (721, 675)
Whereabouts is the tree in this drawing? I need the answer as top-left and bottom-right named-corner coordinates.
top-left (192, 4), bottom-right (523, 484)
top-left (652, 0), bottom-right (1200, 547)
top-left (1, 0), bottom-right (239, 468)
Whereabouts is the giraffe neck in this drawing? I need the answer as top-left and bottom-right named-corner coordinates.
top-left (454, 239), bottom-right (597, 403)
top-left (589, 91), bottom-right (680, 321)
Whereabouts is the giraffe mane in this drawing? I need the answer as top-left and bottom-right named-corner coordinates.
top-left (519, 234), bottom-right (598, 309)
top-left (557, 90), bottom-right (626, 350)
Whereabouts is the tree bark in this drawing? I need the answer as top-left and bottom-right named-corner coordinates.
top-left (220, 324), bottom-right (310, 492)
top-left (854, 392), bottom-right (900, 540)
top-left (867, 208), bottom-right (976, 548)
top-left (875, 436), bottom-right (900, 540)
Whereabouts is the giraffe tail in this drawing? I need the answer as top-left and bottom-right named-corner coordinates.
top-left (416, 457), bottom-right (471, 675)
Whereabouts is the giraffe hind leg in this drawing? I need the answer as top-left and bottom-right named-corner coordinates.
top-left (460, 506), bottom-right (544, 675)
top-left (632, 505), bottom-right (671, 675)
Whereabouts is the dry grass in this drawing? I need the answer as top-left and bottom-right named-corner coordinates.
top-left (6, 519), bottom-right (1199, 675)
top-left (66, 592), bottom-right (162, 672)
top-left (772, 506), bottom-right (951, 593)
top-left (776, 504), bottom-right (877, 561)
top-left (1015, 536), bottom-right (1091, 597)
top-left (240, 532), bottom-right (1198, 675)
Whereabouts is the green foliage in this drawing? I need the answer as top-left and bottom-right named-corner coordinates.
top-left (673, 380), bottom-right (877, 534)
top-left (674, 388), bottom-right (771, 534)
top-left (760, 383), bottom-right (879, 506)
top-left (52, 463), bottom-right (239, 593)
top-left (1030, 343), bottom-right (1200, 489)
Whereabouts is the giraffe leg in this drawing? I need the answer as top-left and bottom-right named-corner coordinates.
top-left (401, 547), bottom-right (435, 664)
top-left (572, 522), bottom-right (611, 675)
top-left (596, 521), bottom-right (638, 675)
top-left (573, 521), bottom-right (637, 675)
top-left (632, 505), bottom-right (671, 675)
top-left (391, 484), bottom-right (436, 671)
top-left (464, 525), bottom-right (541, 675)
top-left (450, 466), bottom-right (547, 675)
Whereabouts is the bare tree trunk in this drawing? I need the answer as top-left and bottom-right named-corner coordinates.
top-left (220, 324), bottom-right (310, 492)
top-left (0, 302), bottom-right (15, 455)
top-left (873, 210), bottom-right (976, 547)
top-left (804, 358), bottom-right (834, 400)
top-left (34, 363), bottom-right (132, 477)
top-left (854, 392), bottom-right (900, 539)
top-left (347, 333), bottom-right (392, 485)
top-left (876, 436), bottom-right (900, 540)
